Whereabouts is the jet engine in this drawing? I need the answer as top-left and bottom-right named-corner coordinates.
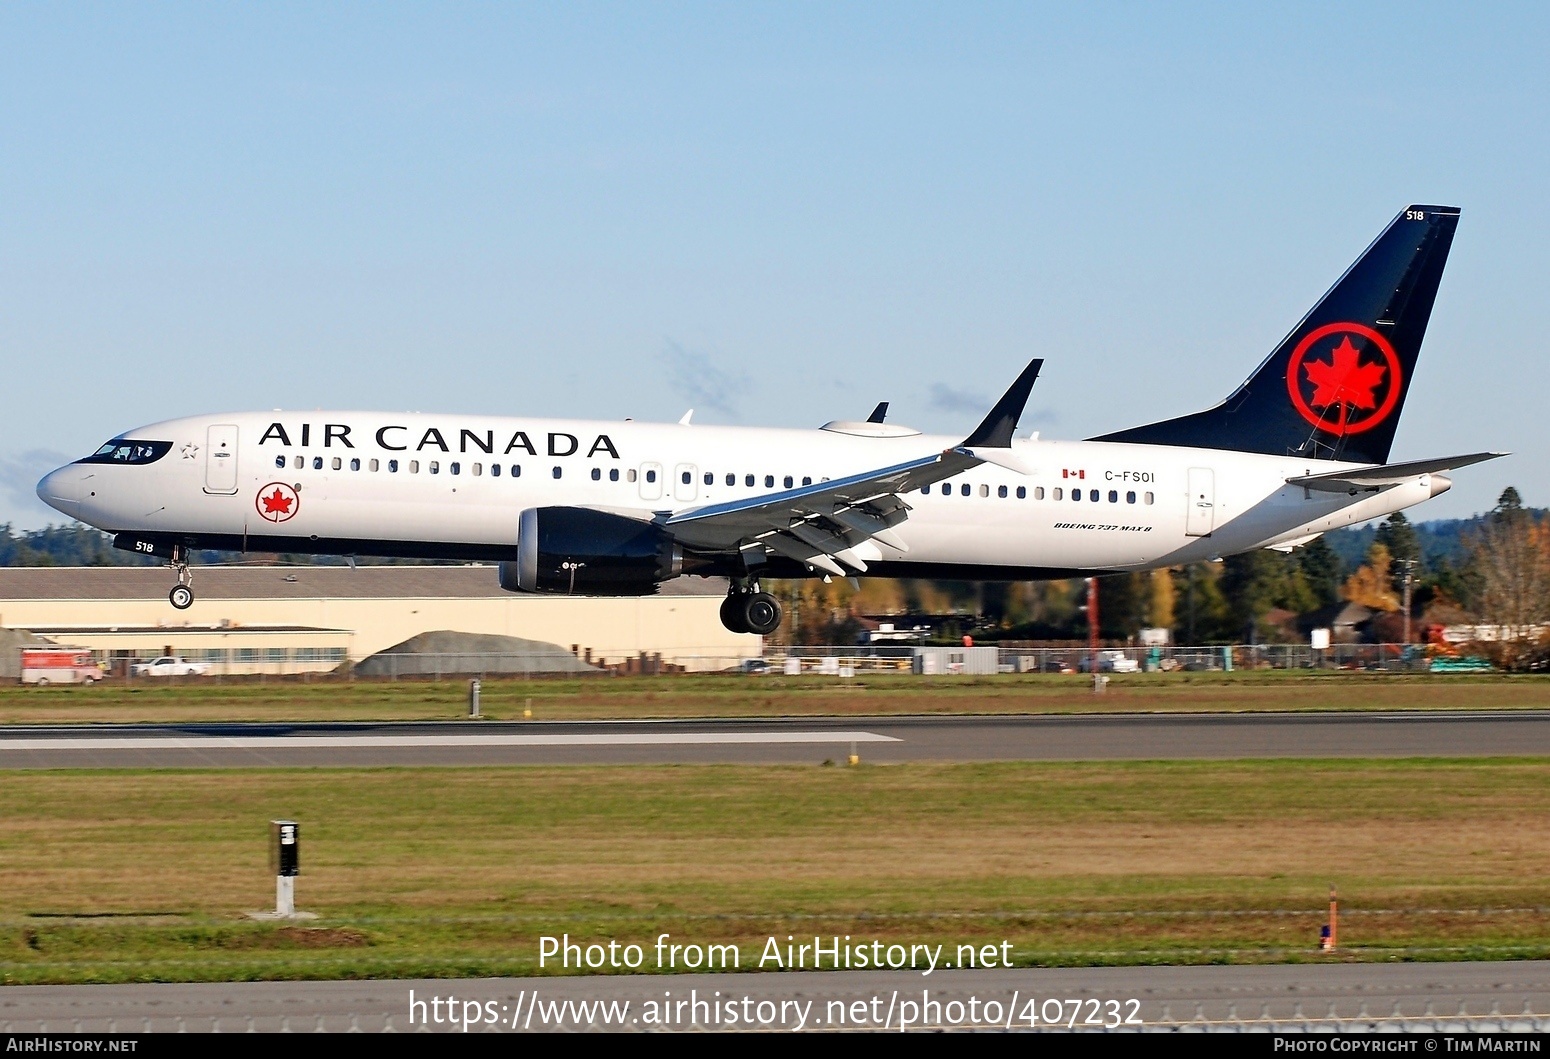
top-left (499, 507), bottom-right (682, 595)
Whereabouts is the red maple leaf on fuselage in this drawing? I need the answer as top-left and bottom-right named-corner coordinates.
top-left (261, 488), bottom-right (294, 515)
top-left (1302, 336), bottom-right (1386, 411)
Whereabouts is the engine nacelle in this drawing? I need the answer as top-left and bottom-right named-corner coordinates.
top-left (499, 507), bottom-right (682, 595)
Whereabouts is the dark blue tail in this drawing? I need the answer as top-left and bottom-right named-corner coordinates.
top-left (1094, 205), bottom-right (1460, 465)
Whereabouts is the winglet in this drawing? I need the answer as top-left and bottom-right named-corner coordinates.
top-left (961, 359), bottom-right (1043, 448)
top-left (867, 401), bottom-right (889, 424)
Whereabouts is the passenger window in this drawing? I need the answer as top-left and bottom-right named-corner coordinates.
top-left (491, 463), bottom-right (500, 477)
top-left (1033, 487), bottom-right (1043, 499)
top-left (941, 483), bottom-right (951, 495)
top-left (410, 460), bottom-right (420, 473)
top-left (592, 468), bottom-right (602, 481)
top-left (1126, 490), bottom-right (1136, 504)
top-left (682, 471), bottom-right (692, 485)
top-left (979, 485), bottom-right (990, 497)
top-left (472, 463), bottom-right (481, 476)
top-left (1072, 489), bottom-right (1081, 502)
top-left (513, 465), bottom-right (522, 477)
top-left (331, 457), bottom-right (342, 471)
top-left (784, 476), bottom-right (793, 489)
top-left (1108, 490), bottom-right (1118, 503)
top-left (389, 459), bottom-right (399, 473)
top-left (726, 473), bottom-right (735, 486)
top-left (997, 485), bottom-right (1007, 498)
top-left (610, 468), bottom-right (620, 482)
top-left (646, 469), bottom-right (657, 483)
top-left (802, 477), bottom-right (812, 486)
top-left (704, 472), bottom-right (713, 485)
top-left (1144, 491), bottom-right (1154, 504)
top-left (1053, 487), bottom-right (1062, 500)
top-left (627, 469), bottom-right (637, 482)
top-left (294, 456), bottom-right (304, 470)
top-left (450, 462), bottom-right (460, 475)
top-left (1017, 486), bottom-right (1027, 499)
top-left (765, 475), bottom-right (775, 488)
top-left (1089, 489), bottom-right (1100, 502)
top-left (369, 459), bottom-right (379, 472)
top-left (350, 458), bottom-right (360, 471)
top-left (552, 466), bottom-right (562, 479)
top-left (273, 455), bottom-right (284, 469)
top-left (961, 484), bottom-right (970, 496)
top-left (430, 461), bottom-right (440, 474)
top-left (313, 456), bottom-right (324, 470)
top-left (745, 474), bottom-right (755, 487)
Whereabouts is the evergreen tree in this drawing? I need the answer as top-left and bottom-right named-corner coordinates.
top-left (1296, 536), bottom-right (1344, 609)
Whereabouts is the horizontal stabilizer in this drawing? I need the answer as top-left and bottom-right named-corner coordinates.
top-left (1286, 451), bottom-right (1506, 493)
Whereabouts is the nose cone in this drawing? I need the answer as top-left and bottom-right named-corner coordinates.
top-left (36, 465), bottom-right (82, 517)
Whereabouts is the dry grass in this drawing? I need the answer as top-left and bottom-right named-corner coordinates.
top-left (1, 670), bottom-right (1547, 725)
top-left (2, 758), bottom-right (1550, 982)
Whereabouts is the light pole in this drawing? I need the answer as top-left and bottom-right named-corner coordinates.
top-left (1399, 559), bottom-right (1417, 648)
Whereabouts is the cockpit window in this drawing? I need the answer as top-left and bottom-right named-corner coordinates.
top-left (78, 440), bottom-right (173, 466)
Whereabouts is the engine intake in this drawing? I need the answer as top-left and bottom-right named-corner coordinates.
top-left (499, 507), bottom-right (682, 595)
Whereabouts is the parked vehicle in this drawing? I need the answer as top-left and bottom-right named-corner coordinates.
top-left (20, 647), bottom-right (104, 685)
top-left (1078, 649), bottom-right (1141, 674)
top-left (130, 656), bottom-right (213, 677)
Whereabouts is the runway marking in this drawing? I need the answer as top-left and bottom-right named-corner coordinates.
top-left (0, 731), bottom-right (898, 752)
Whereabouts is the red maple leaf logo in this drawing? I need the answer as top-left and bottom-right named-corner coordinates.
top-left (1303, 336), bottom-right (1387, 412)
top-left (261, 488), bottom-right (294, 515)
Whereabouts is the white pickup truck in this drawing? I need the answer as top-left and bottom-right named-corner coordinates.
top-left (130, 656), bottom-right (213, 677)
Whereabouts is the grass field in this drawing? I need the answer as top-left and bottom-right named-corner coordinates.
top-left (3, 758), bottom-right (1550, 984)
top-left (2, 670), bottom-right (1548, 725)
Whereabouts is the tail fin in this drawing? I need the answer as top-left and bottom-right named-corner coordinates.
top-left (1094, 205), bottom-right (1460, 465)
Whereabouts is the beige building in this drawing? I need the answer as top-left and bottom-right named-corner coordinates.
top-left (0, 566), bottom-right (758, 675)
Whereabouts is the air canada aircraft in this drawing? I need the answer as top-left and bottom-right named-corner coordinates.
top-left (38, 205), bottom-right (1502, 635)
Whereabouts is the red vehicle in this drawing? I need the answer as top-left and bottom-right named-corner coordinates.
top-left (20, 647), bottom-right (104, 685)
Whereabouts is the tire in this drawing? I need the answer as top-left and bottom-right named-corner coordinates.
top-left (720, 595), bottom-right (750, 634)
top-left (741, 592), bottom-right (782, 636)
top-left (169, 585), bottom-right (194, 610)
top-left (35, 677), bottom-right (48, 687)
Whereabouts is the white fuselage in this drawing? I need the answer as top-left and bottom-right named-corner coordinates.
top-left (38, 410), bottom-right (1446, 579)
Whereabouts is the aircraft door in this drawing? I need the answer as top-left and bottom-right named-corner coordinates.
top-left (638, 462), bottom-right (663, 501)
top-left (1185, 467), bottom-right (1215, 537)
top-left (673, 463), bottom-right (698, 502)
top-left (204, 425), bottom-right (239, 495)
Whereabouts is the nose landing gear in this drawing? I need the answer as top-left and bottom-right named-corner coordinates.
top-left (167, 547), bottom-right (195, 610)
top-left (720, 580), bottom-right (782, 635)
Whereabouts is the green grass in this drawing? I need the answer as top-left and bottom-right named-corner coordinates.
top-left (3, 758), bottom-right (1550, 983)
top-left (2, 670), bottom-right (1548, 724)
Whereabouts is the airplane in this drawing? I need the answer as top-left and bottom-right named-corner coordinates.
top-left (37, 204), bottom-right (1503, 635)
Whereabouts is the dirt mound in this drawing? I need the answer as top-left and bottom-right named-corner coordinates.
top-left (353, 630), bottom-right (599, 677)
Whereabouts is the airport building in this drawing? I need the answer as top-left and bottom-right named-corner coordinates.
top-left (0, 566), bottom-right (758, 675)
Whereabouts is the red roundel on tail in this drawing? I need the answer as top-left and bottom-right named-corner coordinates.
top-left (1286, 322), bottom-right (1403, 437)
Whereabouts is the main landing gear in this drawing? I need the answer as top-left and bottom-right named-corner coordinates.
top-left (720, 580), bottom-right (782, 635)
top-left (167, 547), bottom-right (194, 610)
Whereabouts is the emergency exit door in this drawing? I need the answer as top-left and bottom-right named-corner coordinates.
top-left (1186, 467), bottom-right (1215, 537)
top-left (204, 425), bottom-right (239, 495)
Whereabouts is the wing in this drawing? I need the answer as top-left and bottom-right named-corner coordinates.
top-left (1286, 451), bottom-right (1506, 493)
top-left (664, 358), bottom-right (1043, 575)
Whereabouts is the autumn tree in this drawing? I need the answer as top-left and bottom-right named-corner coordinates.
top-left (1342, 541), bottom-right (1401, 612)
top-left (1465, 488), bottom-right (1550, 669)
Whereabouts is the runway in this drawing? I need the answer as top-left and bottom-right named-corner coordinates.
top-left (3, 962), bottom-right (1548, 1032)
top-left (0, 710), bottom-right (1547, 767)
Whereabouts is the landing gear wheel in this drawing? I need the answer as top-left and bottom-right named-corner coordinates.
top-left (169, 585), bottom-right (194, 610)
top-left (719, 595), bottom-right (750, 634)
top-left (741, 592), bottom-right (782, 636)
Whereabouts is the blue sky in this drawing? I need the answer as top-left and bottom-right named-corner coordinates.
top-left (2, 3), bottom-right (1546, 528)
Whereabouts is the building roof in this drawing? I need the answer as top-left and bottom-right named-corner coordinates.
top-left (0, 566), bottom-right (729, 601)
